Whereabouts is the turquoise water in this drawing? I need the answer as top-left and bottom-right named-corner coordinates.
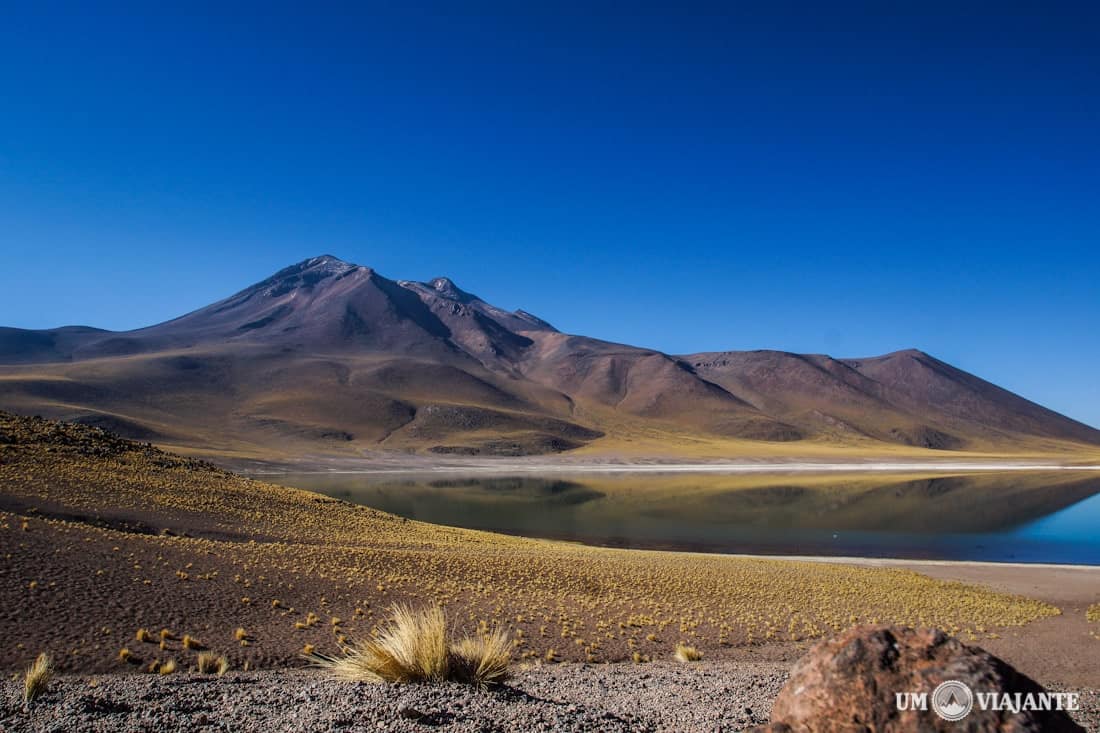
top-left (274, 471), bottom-right (1100, 565)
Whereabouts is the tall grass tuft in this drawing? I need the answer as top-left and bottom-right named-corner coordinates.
top-left (312, 604), bottom-right (448, 683)
top-left (449, 629), bottom-right (511, 686)
top-left (311, 604), bottom-right (510, 685)
top-left (674, 643), bottom-right (702, 662)
top-left (23, 653), bottom-right (52, 704)
top-left (196, 651), bottom-right (229, 676)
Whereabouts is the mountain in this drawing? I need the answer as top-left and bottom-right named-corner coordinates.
top-left (0, 255), bottom-right (1097, 460)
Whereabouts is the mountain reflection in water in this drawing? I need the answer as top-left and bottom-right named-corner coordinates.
top-left (275, 471), bottom-right (1100, 564)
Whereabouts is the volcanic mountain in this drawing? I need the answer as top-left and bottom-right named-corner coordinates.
top-left (0, 255), bottom-right (1097, 461)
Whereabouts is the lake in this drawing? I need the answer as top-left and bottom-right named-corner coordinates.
top-left (274, 470), bottom-right (1100, 565)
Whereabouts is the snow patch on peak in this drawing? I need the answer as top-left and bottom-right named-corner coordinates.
top-left (257, 255), bottom-right (362, 297)
top-left (425, 277), bottom-right (473, 302)
top-left (302, 255), bottom-right (358, 275)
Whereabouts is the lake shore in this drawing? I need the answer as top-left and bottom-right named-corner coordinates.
top-left (828, 558), bottom-right (1100, 687)
top-left (232, 455), bottom-right (1100, 475)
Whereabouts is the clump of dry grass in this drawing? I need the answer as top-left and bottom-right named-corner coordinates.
top-left (135, 628), bottom-right (153, 643)
top-left (196, 652), bottom-right (230, 676)
top-left (23, 653), bottom-right (52, 704)
top-left (235, 627), bottom-right (248, 641)
top-left (674, 643), bottom-right (702, 662)
top-left (313, 604), bottom-right (448, 683)
top-left (312, 604), bottom-right (510, 686)
top-left (182, 634), bottom-right (202, 650)
top-left (1088, 603), bottom-right (1100, 623)
top-left (158, 659), bottom-right (177, 675)
top-left (450, 629), bottom-right (511, 686)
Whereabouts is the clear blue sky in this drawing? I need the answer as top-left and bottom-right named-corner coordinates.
top-left (1, 2), bottom-right (1097, 427)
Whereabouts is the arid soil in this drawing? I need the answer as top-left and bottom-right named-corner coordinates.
top-left (3, 664), bottom-right (1098, 733)
top-left (842, 559), bottom-right (1100, 688)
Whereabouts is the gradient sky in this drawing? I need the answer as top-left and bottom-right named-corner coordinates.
top-left (1, 2), bottom-right (1098, 426)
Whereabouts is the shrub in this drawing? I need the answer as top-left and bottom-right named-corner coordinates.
top-left (23, 653), bottom-right (52, 704)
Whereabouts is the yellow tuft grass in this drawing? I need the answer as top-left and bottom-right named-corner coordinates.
top-left (235, 627), bottom-right (248, 641)
top-left (195, 651), bottom-right (229, 675)
top-left (1087, 603), bottom-right (1100, 623)
top-left (158, 659), bottom-right (177, 675)
top-left (312, 604), bottom-right (449, 684)
top-left (23, 653), bottom-right (52, 704)
top-left (135, 628), bottom-right (153, 643)
top-left (674, 643), bottom-right (702, 662)
top-left (450, 629), bottom-right (511, 686)
top-left (182, 634), bottom-right (202, 650)
top-left (314, 604), bottom-right (511, 684)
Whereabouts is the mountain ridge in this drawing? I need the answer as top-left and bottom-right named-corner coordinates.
top-left (0, 255), bottom-right (1096, 460)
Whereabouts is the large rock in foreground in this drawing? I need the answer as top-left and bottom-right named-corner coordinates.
top-left (748, 625), bottom-right (1084, 732)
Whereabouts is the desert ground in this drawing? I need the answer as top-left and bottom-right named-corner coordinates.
top-left (2, 411), bottom-right (1098, 730)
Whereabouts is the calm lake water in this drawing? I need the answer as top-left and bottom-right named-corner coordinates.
top-left (275, 470), bottom-right (1100, 565)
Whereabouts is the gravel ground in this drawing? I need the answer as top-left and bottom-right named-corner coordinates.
top-left (2, 663), bottom-right (787, 732)
top-left (4, 664), bottom-right (1097, 732)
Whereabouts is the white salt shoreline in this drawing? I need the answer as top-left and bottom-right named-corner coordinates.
top-left (257, 461), bottom-right (1100, 475)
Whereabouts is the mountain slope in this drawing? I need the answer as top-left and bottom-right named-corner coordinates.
top-left (0, 255), bottom-right (1096, 460)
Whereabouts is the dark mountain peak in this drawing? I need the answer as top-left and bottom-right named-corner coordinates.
top-left (840, 348), bottom-right (930, 368)
top-left (870, 348), bottom-right (929, 361)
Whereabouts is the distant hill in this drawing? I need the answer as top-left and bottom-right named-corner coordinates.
top-left (1, 255), bottom-right (1097, 460)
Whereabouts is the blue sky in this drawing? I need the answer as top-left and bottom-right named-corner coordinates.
top-left (1, 2), bottom-right (1098, 426)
